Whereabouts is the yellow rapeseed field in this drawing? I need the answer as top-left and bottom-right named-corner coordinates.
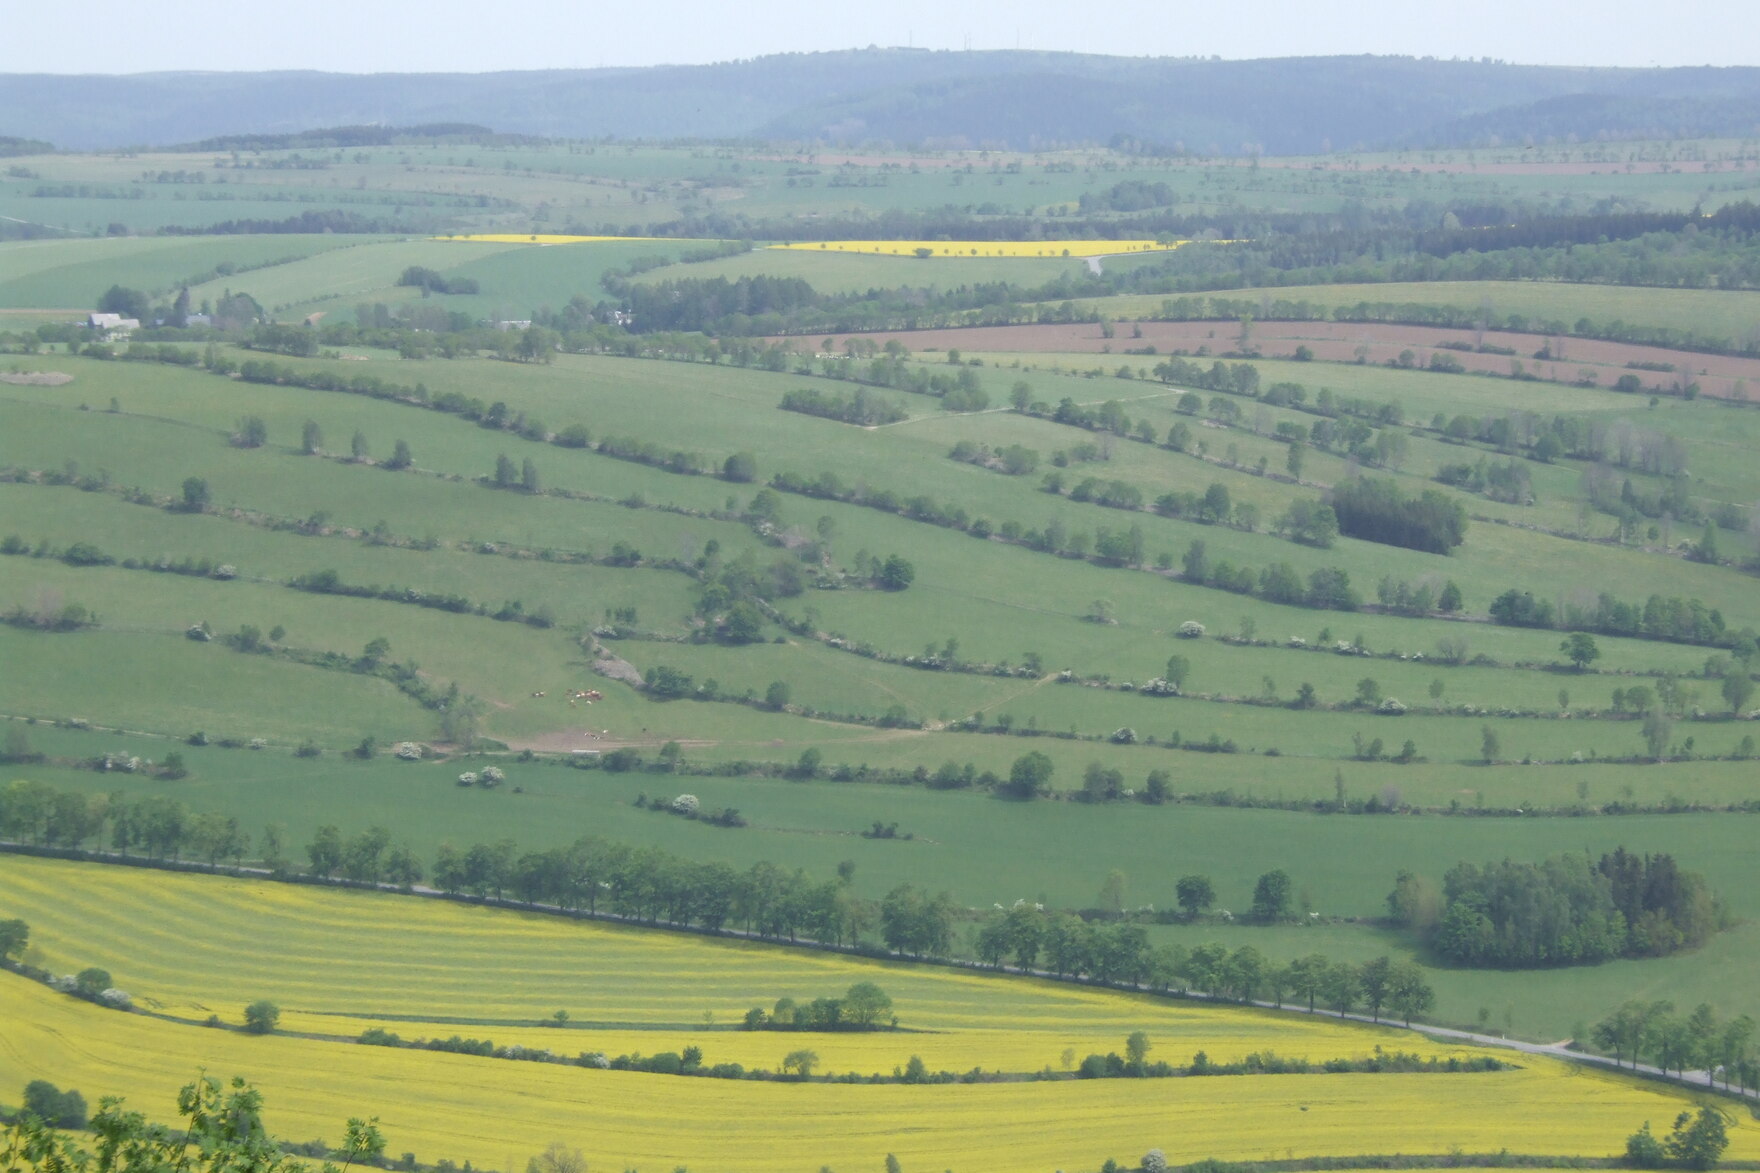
top-left (0, 855), bottom-right (1433, 1067)
top-left (2, 979), bottom-right (1748, 1173)
top-left (769, 239), bottom-right (1187, 258)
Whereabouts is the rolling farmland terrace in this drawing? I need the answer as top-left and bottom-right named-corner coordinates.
top-left (3, 129), bottom-right (1760, 1173)
top-left (1, 855), bottom-right (1755, 1173)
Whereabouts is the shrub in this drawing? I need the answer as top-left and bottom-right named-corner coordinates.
top-left (394, 742), bottom-right (422, 761)
top-left (74, 967), bottom-right (111, 998)
top-left (1626, 1122), bottom-right (1666, 1168)
top-left (1177, 621), bottom-right (1205, 638)
top-left (242, 1000), bottom-right (280, 1034)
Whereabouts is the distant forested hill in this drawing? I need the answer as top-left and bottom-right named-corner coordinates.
top-left (5, 51), bottom-right (1760, 152)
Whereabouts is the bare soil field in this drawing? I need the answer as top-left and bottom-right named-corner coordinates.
top-left (792, 321), bottom-right (1760, 399)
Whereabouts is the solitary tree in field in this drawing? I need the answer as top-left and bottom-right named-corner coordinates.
top-left (722, 451), bottom-right (758, 483)
top-left (242, 1000), bottom-right (280, 1034)
top-left (1664, 1107), bottom-right (1729, 1170)
top-left (527, 1143), bottom-right (589, 1173)
top-left (1723, 672), bottom-right (1755, 716)
top-left (181, 477), bottom-right (211, 512)
top-left (878, 554), bottom-right (915, 591)
top-left (1175, 874), bottom-right (1215, 920)
top-left (1250, 870), bottom-right (1293, 922)
top-left (1003, 751), bottom-right (1054, 799)
top-left (1560, 632), bottom-right (1601, 671)
top-left (841, 981), bottom-right (893, 1028)
top-left (0, 918), bottom-right (28, 963)
top-left (1480, 725), bottom-right (1500, 764)
top-left (1164, 655), bottom-right (1191, 690)
top-left (233, 416), bottom-right (267, 449)
top-left (300, 420), bottom-right (323, 455)
top-left (782, 1049), bottom-right (818, 1079)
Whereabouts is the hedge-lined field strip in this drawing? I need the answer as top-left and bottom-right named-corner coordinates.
top-left (1, 976), bottom-right (1747, 1173)
top-left (1, 855), bottom-right (1427, 1047)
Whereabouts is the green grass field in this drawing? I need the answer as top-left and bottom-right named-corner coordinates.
top-left (1074, 281), bottom-right (1760, 343)
top-left (0, 235), bottom-right (369, 308)
top-left (630, 247), bottom-right (1091, 294)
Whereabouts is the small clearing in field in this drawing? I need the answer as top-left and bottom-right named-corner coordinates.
top-left (0, 370), bottom-right (73, 385)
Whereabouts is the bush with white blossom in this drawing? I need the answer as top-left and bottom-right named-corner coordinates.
top-left (1143, 1150), bottom-right (1168, 1173)
top-left (671, 793), bottom-right (700, 815)
top-left (480, 766), bottom-right (505, 786)
top-left (100, 988), bottom-right (133, 1009)
top-left (457, 771), bottom-right (478, 786)
top-left (1376, 698), bottom-right (1409, 715)
top-left (394, 741), bottom-right (422, 761)
top-left (1177, 620), bottom-right (1205, 638)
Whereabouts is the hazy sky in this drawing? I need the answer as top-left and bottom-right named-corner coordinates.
top-left (4, 0), bottom-right (1756, 73)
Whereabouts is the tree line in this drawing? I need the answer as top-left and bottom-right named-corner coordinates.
top-left (973, 902), bottom-right (1434, 1022)
top-left (1489, 586), bottom-right (1743, 652)
top-left (1591, 998), bottom-right (1756, 1091)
